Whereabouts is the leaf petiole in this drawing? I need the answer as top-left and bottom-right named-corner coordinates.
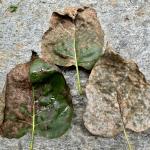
top-left (30, 87), bottom-right (35, 150)
top-left (73, 25), bottom-right (82, 94)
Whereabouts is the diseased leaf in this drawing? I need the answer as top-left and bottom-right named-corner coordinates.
top-left (0, 58), bottom-right (73, 139)
top-left (41, 7), bottom-right (104, 93)
top-left (29, 59), bottom-right (73, 138)
top-left (0, 63), bottom-right (32, 138)
top-left (83, 47), bottom-right (150, 137)
top-left (41, 7), bottom-right (104, 70)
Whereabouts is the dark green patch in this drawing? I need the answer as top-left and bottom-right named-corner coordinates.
top-left (16, 127), bottom-right (30, 138)
top-left (29, 59), bottom-right (58, 84)
top-left (19, 103), bottom-right (31, 116)
top-left (30, 58), bottom-right (73, 138)
top-left (9, 5), bottom-right (18, 13)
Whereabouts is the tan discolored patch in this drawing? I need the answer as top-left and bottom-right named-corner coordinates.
top-left (0, 51), bottom-right (9, 68)
top-left (135, 7), bottom-right (145, 17)
top-left (110, 0), bottom-right (117, 7)
top-left (15, 43), bottom-right (25, 50)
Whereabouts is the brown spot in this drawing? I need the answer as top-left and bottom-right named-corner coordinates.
top-left (124, 16), bottom-right (130, 21)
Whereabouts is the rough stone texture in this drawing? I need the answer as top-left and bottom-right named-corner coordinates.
top-left (0, 0), bottom-right (150, 149)
top-left (83, 47), bottom-right (150, 137)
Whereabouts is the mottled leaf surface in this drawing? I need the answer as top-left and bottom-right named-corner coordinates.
top-left (0, 63), bottom-right (32, 138)
top-left (0, 58), bottom-right (73, 139)
top-left (83, 47), bottom-right (150, 137)
top-left (41, 7), bottom-right (104, 70)
top-left (30, 59), bottom-right (73, 138)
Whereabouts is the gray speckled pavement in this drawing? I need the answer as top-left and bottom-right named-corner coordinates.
top-left (0, 0), bottom-right (150, 149)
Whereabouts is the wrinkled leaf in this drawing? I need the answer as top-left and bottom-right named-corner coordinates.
top-left (41, 7), bottom-right (104, 70)
top-left (0, 58), bottom-right (73, 139)
top-left (30, 59), bottom-right (73, 138)
top-left (83, 47), bottom-right (150, 137)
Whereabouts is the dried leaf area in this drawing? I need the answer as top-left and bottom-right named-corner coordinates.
top-left (41, 7), bottom-right (104, 70)
top-left (0, 63), bottom-right (32, 138)
top-left (0, 58), bottom-right (73, 139)
top-left (83, 47), bottom-right (150, 137)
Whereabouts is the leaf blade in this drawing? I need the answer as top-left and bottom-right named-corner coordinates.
top-left (29, 59), bottom-right (73, 139)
